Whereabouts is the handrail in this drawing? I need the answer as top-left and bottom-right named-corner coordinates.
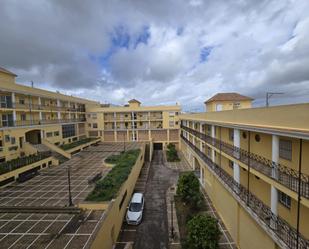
top-left (0, 118), bottom-right (86, 128)
top-left (181, 135), bottom-right (309, 249)
top-left (181, 125), bottom-right (309, 199)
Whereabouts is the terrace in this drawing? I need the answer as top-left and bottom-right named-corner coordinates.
top-left (0, 142), bottom-right (143, 248)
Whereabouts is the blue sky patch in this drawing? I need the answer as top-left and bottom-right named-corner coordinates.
top-left (200, 46), bottom-right (213, 62)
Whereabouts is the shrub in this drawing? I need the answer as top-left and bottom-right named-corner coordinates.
top-left (86, 149), bottom-right (140, 201)
top-left (176, 172), bottom-right (203, 209)
top-left (166, 143), bottom-right (180, 162)
top-left (186, 214), bottom-right (221, 249)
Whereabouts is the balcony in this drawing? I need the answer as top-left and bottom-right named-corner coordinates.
top-left (181, 125), bottom-right (309, 199)
top-left (181, 135), bottom-right (309, 249)
top-left (0, 118), bottom-right (86, 128)
top-left (1, 102), bottom-right (86, 112)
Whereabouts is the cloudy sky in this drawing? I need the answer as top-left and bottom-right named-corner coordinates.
top-left (1, 0), bottom-right (309, 111)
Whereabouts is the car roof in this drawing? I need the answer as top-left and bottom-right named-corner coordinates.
top-left (131, 193), bottom-right (143, 203)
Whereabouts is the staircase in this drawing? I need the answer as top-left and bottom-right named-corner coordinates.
top-left (32, 144), bottom-right (68, 164)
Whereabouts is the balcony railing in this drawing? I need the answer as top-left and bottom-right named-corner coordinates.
top-left (1, 102), bottom-right (86, 112)
top-left (0, 118), bottom-right (86, 128)
top-left (181, 125), bottom-right (309, 199)
top-left (181, 135), bottom-right (309, 249)
top-left (0, 151), bottom-right (51, 175)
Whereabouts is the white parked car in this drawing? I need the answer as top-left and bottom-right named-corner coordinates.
top-left (126, 193), bottom-right (144, 225)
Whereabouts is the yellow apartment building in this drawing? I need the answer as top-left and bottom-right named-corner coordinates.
top-left (86, 99), bottom-right (181, 150)
top-left (0, 67), bottom-right (100, 185)
top-left (180, 93), bottom-right (309, 249)
top-left (205, 92), bottom-right (253, 112)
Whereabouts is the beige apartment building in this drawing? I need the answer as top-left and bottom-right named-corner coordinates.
top-left (86, 99), bottom-right (181, 150)
top-left (180, 93), bottom-right (309, 249)
top-left (0, 67), bottom-right (100, 185)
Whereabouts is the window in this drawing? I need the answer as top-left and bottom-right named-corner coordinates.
top-left (93, 123), bottom-right (98, 128)
top-left (279, 191), bottom-right (291, 209)
top-left (5, 135), bottom-right (10, 143)
top-left (242, 132), bottom-right (247, 139)
top-left (2, 114), bottom-right (14, 127)
top-left (233, 102), bottom-right (240, 109)
top-left (0, 95), bottom-right (12, 108)
top-left (11, 137), bottom-right (16, 144)
top-left (21, 113), bottom-right (26, 121)
top-left (169, 112), bottom-right (175, 117)
top-left (175, 121), bottom-right (179, 125)
top-left (216, 104), bottom-right (223, 111)
top-left (229, 129), bottom-right (234, 142)
top-left (279, 139), bottom-right (292, 161)
top-left (46, 132), bottom-right (53, 138)
top-left (92, 114), bottom-right (97, 119)
top-left (0, 140), bottom-right (2, 147)
top-left (19, 99), bottom-right (25, 105)
top-left (169, 121), bottom-right (174, 127)
top-left (175, 112), bottom-right (179, 116)
top-left (255, 134), bottom-right (261, 142)
top-left (229, 160), bottom-right (234, 169)
top-left (88, 124), bottom-right (91, 128)
top-left (62, 124), bottom-right (76, 138)
top-left (54, 131), bottom-right (59, 136)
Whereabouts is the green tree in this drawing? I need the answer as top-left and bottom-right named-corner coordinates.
top-left (176, 171), bottom-right (202, 209)
top-left (186, 214), bottom-right (221, 249)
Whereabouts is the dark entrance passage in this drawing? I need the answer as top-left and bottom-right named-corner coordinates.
top-left (25, 129), bottom-right (41, 144)
top-left (153, 143), bottom-right (163, 150)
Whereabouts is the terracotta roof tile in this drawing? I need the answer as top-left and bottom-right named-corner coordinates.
top-left (204, 92), bottom-right (253, 104)
top-left (0, 66), bottom-right (17, 77)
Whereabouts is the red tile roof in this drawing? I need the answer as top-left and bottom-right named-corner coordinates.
top-left (204, 92), bottom-right (253, 104)
top-left (0, 66), bottom-right (17, 77)
top-left (128, 99), bottom-right (141, 104)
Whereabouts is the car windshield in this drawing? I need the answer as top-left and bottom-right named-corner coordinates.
top-left (129, 202), bottom-right (142, 212)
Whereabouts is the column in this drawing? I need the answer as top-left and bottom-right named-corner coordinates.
top-left (57, 99), bottom-right (61, 120)
top-left (192, 122), bottom-right (195, 146)
top-left (38, 97), bottom-right (42, 121)
top-left (271, 135), bottom-right (279, 216)
top-left (211, 125), bottom-right (215, 162)
top-left (200, 122), bottom-right (203, 151)
top-left (233, 129), bottom-right (240, 184)
top-left (11, 93), bottom-right (16, 124)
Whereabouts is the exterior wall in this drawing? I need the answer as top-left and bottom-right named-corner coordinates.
top-left (180, 110), bottom-right (309, 248)
top-left (206, 100), bottom-right (252, 112)
top-left (87, 104), bottom-right (181, 144)
top-left (90, 146), bottom-right (145, 249)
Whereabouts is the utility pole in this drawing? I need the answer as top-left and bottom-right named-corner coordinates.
top-left (266, 92), bottom-right (284, 107)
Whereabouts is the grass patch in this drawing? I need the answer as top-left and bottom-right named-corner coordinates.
top-left (86, 149), bottom-right (140, 201)
top-left (166, 143), bottom-right (180, 162)
top-left (60, 137), bottom-right (98, 150)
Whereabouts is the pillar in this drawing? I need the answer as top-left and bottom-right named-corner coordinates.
top-left (11, 92), bottom-right (16, 123)
top-left (271, 135), bottom-right (279, 216)
top-left (57, 99), bottom-right (61, 120)
top-left (233, 129), bottom-right (240, 184)
top-left (211, 125), bottom-right (215, 162)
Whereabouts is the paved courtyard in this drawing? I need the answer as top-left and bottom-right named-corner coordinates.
top-left (0, 142), bottom-right (141, 208)
top-left (0, 142), bottom-right (143, 249)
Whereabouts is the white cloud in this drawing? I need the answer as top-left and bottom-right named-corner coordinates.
top-left (1, 0), bottom-right (309, 108)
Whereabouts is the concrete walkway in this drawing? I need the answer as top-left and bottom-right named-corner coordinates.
top-left (134, 150), bottom-right (179, 249)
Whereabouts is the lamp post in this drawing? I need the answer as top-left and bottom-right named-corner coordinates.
top-left (67, 165), bottom-right (73, 206)
top-left (171, 199), bottom-right (174, 239)
top-left (123, 132), bottom-right (126, 152)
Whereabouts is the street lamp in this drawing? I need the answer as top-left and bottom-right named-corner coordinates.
top-left (123, 132), bottom-right (126, 152)
top-left (67, 165), bottom-right (73, 206)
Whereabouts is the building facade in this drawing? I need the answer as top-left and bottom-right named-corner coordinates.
top-left (0, 67), bottom-right (100, 185)
top-left (180, 97), bottom-right (309, 249)
top-left (204, 92), bottom-right (253, 112)
top-left (86, 99), bottom-right (181, 150)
